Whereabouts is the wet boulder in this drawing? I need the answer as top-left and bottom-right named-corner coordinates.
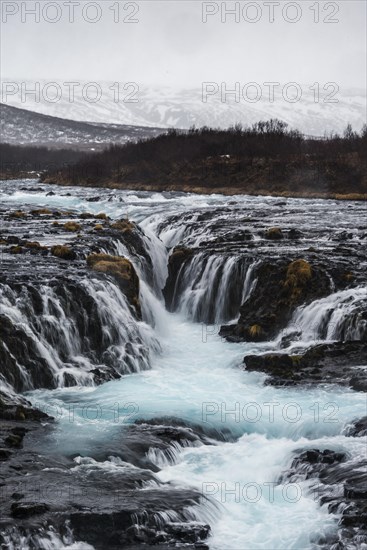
top-left (87, 253), bottom-right (141, 316)
top-left (51, 245), bottom-right (77, 260)
top-left (263, 227), bottom-right (284, 240)
top-left (0, 315), bottom-right (55, 393)
top-left (220, 258), bottom-right (330, 342)
top-left (243, 342), bottom-right (367, 387)
top-left (345, 416), bottom-right (367, 437)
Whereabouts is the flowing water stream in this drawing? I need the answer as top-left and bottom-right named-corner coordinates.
top-left (1, 181), bottom-right (366, 549)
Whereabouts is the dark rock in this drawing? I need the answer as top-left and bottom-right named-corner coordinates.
top-left (344, 482), bottom-right (367, 500)
top-left (165, 522), bottom-right (210, 543)
top-left (221, 258), bottom-right (330, 342)
top-left (345, 416), bottom-right (367, 437)
top-left (279, 446), bottom-right (367, 548)
top-left (0, 448), bottom-right (12, 461)
top-left (86, 253), bottom-right (141, 317)
top-left (280, 330), bottom-right (302, 348)
top-left (0, 316), bottom-right (55, 393)
top-left (287, 228), bottom-right (302, 239)
top-left (51, 245), bottom-right (77, 260)
top-left (263, 227), bottom-right (284, 240)
top-left (5, 434), bottom-right (23, 448)
top-left (7, 236), bottom-right (21, 245)
top-left (164, 246), bottom-right (194, 308)
top-left (11, 502), bottom-right (50, 518)
top-left (243, 342), bottom-right (367, 387)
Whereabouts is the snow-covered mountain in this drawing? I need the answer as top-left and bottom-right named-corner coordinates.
top-left (0, 103), bottom-right (165, 149)
top-left (1, 80), bottom-right (365, 136)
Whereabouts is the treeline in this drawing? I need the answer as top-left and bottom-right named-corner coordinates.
top-left (0, 144), bottom-right (86, 178)
top-left (40, 120), bottom-right (367, 198)
top-left (2, 120), bottom-right (366, 197)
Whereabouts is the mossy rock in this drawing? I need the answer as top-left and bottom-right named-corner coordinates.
top-left (31, 208), bottom-right (52, 216)
top-left (247, 324), bottom-right (263, 340)
top-left (220, 257), bottom-right (330, 343)
top-left (87, 253), bottom-right (140, 315)
top-left (170, 246), bottom-right (193, 261)
top-left (25, 241), bottom-right (46, 251)
top-left (63, 221), bottom-right (82, 232)
top-left (10, 210), bottom-right (26, 219)
top-left (264, 227), bottom-right (283, 240)
top-left (87, 253), bottom-right (134, 280)
top-left (93, 224), bottom-right (104, 231)
top-left (80, 212), bottom-right (94, 219)
top-left (9, 246), bottom-right (24, 254)
top-left (51, 245), bottom-right (76, 260)
top-left (95, 213), bottom-right (109, 220)
top-left (111, 219), bottom-right (134, 232)
top-left (344, 272), bottom-right (354, 282)
top-left (285, 259), bottom-right (312, 294)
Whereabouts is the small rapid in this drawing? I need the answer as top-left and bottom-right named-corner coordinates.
top-left (28, 308), bottom-right (367, 549)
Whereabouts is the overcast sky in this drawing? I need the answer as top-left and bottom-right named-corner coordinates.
top-left (1, 0), bottom-right (366, 91)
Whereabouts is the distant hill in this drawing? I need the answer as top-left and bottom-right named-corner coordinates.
top-left (0, 103), bottom-right (166, 151)
top-left (2, 81), bottom-right (366, 135)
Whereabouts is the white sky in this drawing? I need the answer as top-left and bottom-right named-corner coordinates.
top-left (1, 0), bottom-right (366, 90)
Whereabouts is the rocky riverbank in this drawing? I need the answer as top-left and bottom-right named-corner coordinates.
top-left (278, 415), bottom-right (367, 549)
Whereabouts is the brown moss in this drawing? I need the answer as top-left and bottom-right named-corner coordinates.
top-left (87, 253), bottom-right (140, 314)
top-left (51, 245), bottom-right (76, 260)
top-left (170, 247), bottom-right (193, 261)
top-left (95, 213), bottom-right (108, 220)
top-left (10, 210), bottom-right (26, 219)
top-left (333, 193), bottom-right (367, 201)
top-left (9, 246), bottom-right (24, 254)
top-left (344, 272), bottom-right (354, 282)
top-left (31, 208), bottom-right (52, 216)
top-left (285, 259), bottom-right (312, 287)
top-left (52, 221), bottom-right (60, 226)
top-left (111, 219), bottom-right (134, 232)
top-left (87, 254), bottom-right (132, 280)
top-left (80, 212), bottom-right (94, 219)
top-left (25, 241), bottom-right (46, 251)
top-left (63, 221), bottom-right (81, 232)
top-left (265, 227), bottom-right (283, 240)
top-left (284, 260), bottom-right (312, 301)
top-left (248, 324), bottom-right (263, 337)
top-left (93, 224), bottom-right (104, 231)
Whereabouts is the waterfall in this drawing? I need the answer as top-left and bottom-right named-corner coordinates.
top-left (286, 286), bottom-right (367, 343)
top-left (1, 182), bottom-right (367, 550)
top-left (0, 276), bottom-right (160, 393)
top-left (167, 253), bottom-right (256, 324)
